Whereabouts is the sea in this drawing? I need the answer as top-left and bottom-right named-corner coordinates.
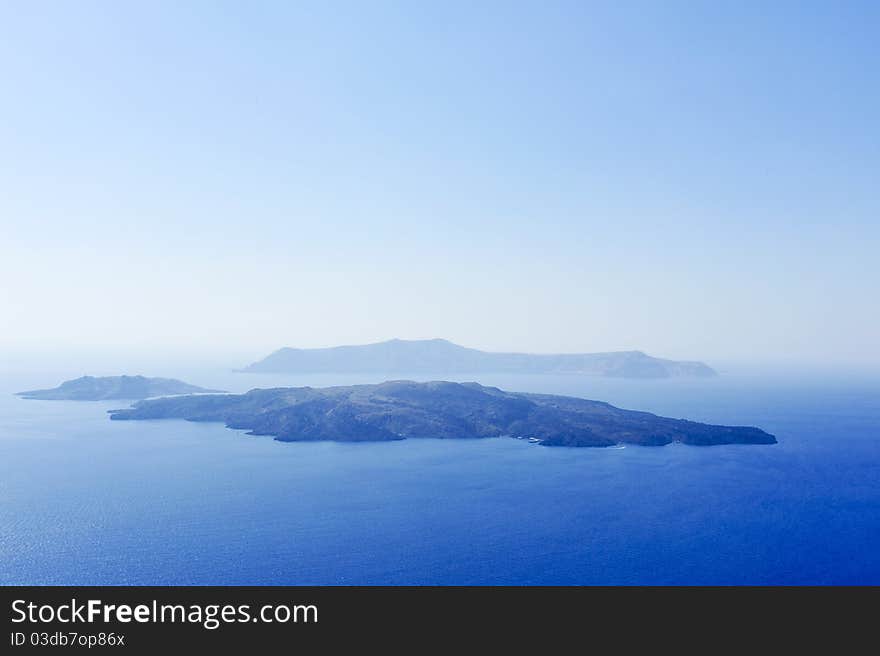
top-left (1, 364), bottom-right (878, 585)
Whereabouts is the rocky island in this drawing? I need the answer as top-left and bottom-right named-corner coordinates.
top-left (17, 375), bottom-right (225, 401)
top-left (109, 380), bottom-right (774, 447)
top-left (240, 338), bottom-right (717, 378)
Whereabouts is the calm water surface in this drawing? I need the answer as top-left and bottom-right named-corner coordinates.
top-left (1, 368), bottom-right (878, 584)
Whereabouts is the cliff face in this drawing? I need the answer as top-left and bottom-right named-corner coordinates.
top-left (240, 339), bottom-right (717, 378)
top-left (109, 380), bottom-right (774, 447)
top-left (17, 376), bottom-right (225, 401)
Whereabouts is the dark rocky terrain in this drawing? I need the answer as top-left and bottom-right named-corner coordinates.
top-left (240, 338), bottom-right (717, 378)
top-left (17, 375), bottom-right (225, 401)
top-left (109, 380), bottom-right (774, 447)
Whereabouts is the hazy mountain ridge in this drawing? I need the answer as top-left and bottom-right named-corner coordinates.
top-left (240, 339), bottom-right (717, 378)
top-left (108, 380), bottom-right (773, 447)
top-left (17, 375), bottom-right (225, 401)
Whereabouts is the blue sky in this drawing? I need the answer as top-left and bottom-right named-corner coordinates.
top-left (1, 1), bottom-right (878, 366)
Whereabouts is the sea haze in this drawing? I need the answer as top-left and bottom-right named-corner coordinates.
top-left (1, 367), bottom-right (878, 585)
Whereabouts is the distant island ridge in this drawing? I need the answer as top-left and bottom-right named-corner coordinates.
top-left (240, 338), bottom-right (717, 378)
top-left (109, 380), bottom-right (774, 447)
top-left (17, 376), bottom-right (225, 401)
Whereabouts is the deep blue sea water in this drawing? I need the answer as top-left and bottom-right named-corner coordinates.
top-left (1, 367), bottom-right (878, 585)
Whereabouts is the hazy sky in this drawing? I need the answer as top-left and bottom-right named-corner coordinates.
top-left (2, 1), bottom-right (878, 367)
